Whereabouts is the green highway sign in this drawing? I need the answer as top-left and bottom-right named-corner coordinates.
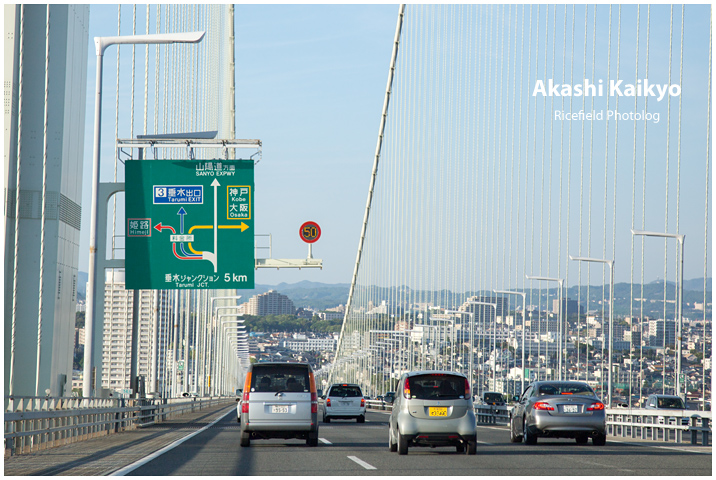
top-left (125, 159), bottom-right (254, 289)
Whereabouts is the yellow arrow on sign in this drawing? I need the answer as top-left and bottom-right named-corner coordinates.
top-left (187, 223), bottom-right (250, 254)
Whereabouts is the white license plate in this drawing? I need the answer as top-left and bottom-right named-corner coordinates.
top-left (563, 405), bottom-right (579, 413)
top-left (271, 405), bottom-right (290, 414)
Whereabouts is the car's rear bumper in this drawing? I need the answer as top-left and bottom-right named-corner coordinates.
top-left (397, 410), bottom-right (477, 437)
top-left (325, 407), bottom-right (366, 418)
top-left (531, 412), bottom-right (606, 436)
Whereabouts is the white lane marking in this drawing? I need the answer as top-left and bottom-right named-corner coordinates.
top-left (577, 459), bottom-right (634, 473)
top-left (476, 440), bottom-right (495, 445)
top-left (347, 456), bottom-right (377, 470)
top-left (319, 438), bottom-right (332, 444)
top-left (607, 439), bottom-right (713, 455)
top-left (110, 407), bottom-right (234, 476)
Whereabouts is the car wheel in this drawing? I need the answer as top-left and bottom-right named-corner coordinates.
top-left (398, 430), bottom-right (409, 455)
top-left (575, 434), bottom-right (589, 445)
top-left (388, 427), bottom-right (397, 452)
top-left (357, 415), bottom-right (365, 423)
top-left (509, 418), bottom-right (522, 443)
top-left (307, 430), bottom-right (319, 447)
top-left (456, 443), bottom-right (465, 453)
top-left (523, 419), bottom-right (537, 445)
top-left (324, 415), bottom-right (330, 423)
top-left (592, 433), bottom-right (607, 446)
top-left (240, 430), bottom-right (250, 447)
top-left (466, 438), bottom-right (477, 455)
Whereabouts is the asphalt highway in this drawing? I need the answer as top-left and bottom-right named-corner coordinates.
top-left (120, 408), bottom-right (711, 476)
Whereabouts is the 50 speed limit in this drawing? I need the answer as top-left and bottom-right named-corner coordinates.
top-left (299, 221), bottom-right (321, 243)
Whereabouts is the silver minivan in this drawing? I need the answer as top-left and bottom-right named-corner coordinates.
top-left (239, 362), bottom-right (319, 446)
top-left (388, 371), bottom-right (477, 455)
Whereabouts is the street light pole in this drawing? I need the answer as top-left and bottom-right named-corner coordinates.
top-left (631, 229), bottom-right (685, 398)
top-left (494, 290), bottom-right (527, 394)
top-left (526, 275), bottom-right (564, 382)
top-left (569, 256), bottom-right (614, 407)
top-left (444, 310), bottom-right (474, 390)
top-left (83, 31), bottom-right (205, 399)
top-left (464, 302), bottom-right (497, 393)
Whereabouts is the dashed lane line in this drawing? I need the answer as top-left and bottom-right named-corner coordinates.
top-left (319, 438), bottom-right (332, 444)
top-left (347, 456), bottom-right (377, 470)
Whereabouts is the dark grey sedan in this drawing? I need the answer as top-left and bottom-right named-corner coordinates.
top-left (509, 381), bottom-right (607, 446)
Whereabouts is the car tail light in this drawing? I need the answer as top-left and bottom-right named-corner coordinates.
top-left (533, 401), bottom-right (554, 411)
top-left (587, 402), bottom-right (605, 411)
top-left (308, 371), bottom-right (318, 413)
top-left (326, 398), bottom-right (331, 407)
top-left (403, 377), bottom-right (411, 399)
top-left (360, 398), bottom-right (365, 407)
top-left (464, 378), bottom-right (471, 398)
top-left (241, 372), bottom-right (252, 413)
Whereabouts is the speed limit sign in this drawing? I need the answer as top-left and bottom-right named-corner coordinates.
top-left (299, 221), bottom-right (321, 243)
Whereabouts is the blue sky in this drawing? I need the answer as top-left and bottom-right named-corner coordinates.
top-left (79, 4), bottom-right (399, 286)
top-left (78, 4), bottom-right (711, 288)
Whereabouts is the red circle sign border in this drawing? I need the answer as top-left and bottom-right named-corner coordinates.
top-left (299, 221), bottom-right (321, 243)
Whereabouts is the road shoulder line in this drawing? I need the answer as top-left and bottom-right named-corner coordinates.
top-left (109, 408), bottom-right (234, 476)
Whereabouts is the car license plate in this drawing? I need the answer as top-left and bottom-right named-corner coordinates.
top-left (563, 405), bottom-right (578, 413)
top-left (271, 405), bottom-right (289, 414)
top-left (429, 407), bottom-right (448, 417)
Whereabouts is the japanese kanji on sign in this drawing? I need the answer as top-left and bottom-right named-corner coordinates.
top-left (125, 159), bottom-right (255, 289)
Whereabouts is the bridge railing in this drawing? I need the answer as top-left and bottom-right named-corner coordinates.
top-left (606, 408), bottom-right (711, 446)
top-left (4, 395), bottom-right (232, 457)
top-left (367, 401), bottom-right (711, 445)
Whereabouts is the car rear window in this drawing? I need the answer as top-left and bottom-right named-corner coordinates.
top-left (483, 393), bottom-right (504, 403)
top-left (251, 364), bottom-right (309, 393)
top-left (329, 385), bottom-right (362, 397)
top-left (408, 374), bottom-right (465, 400)
top-left (657, 397), bottom-right (685, 409)
top-left (537, 383), bottom-right (594, 396)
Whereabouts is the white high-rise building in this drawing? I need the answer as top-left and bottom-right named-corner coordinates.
top-left (246, 290), bottom-right (295, 316)
top-left (4, 5), bottom-right (89, 397)
top-left (102, 271), bottom-right (158, 393)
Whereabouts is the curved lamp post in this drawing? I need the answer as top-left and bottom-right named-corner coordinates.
top-left (494, 290), bottom-right (527, 394)
top-left (526, 275), bottom-right (564, 382)
top-left (84, 30), bottom-right (205, 398)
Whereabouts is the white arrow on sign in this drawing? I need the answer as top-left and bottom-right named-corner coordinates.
top-left (201, 178), bottom-right (221, 272)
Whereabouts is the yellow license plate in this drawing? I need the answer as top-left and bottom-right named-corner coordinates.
top-left (429, 407), bottom-right (448, 417)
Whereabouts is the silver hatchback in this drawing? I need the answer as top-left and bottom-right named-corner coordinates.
top-left (388, 371), bottom-right (477, 455)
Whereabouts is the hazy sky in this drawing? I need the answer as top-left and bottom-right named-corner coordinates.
top-left (78, 4), bottom-right (711, 288)
top-left (79, 4), bottom-right (399, 285)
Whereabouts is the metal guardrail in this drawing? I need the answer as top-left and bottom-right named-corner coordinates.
top-left (606, 408), bottom-right (712, 446)
top-left (368, 401), bottom-right (711, 446)
top-left (4, 395), bottom-right (232, 456)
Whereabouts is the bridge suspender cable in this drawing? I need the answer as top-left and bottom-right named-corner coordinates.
top-left (332, 4), bottom-right (405, 385)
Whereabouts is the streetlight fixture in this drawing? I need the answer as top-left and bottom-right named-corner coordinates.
top-left (445, 310), bottom-right (474, 389)
top-left (83, 31), bottom-right (206, 398)
top-left (631, 229), bottom-right (685, 397)
top-left (526, 275), bottom-right (564, 382)
top-left (570, 256), bottom-right (615, 407)
top-left (494, 290), bottom-right (527, 393)
top-left (462, 301), bottom-right (497, 393)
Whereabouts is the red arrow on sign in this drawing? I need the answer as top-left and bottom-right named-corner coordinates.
top-left (154, 222), bottom-right (176, 234)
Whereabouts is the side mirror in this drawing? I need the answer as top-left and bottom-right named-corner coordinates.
top-left (512, 395), bottom-right (520, 402)
top-left (320, 395), bottom-right (326, 400)
top-left (236, 398), bottom-right (241, 402)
